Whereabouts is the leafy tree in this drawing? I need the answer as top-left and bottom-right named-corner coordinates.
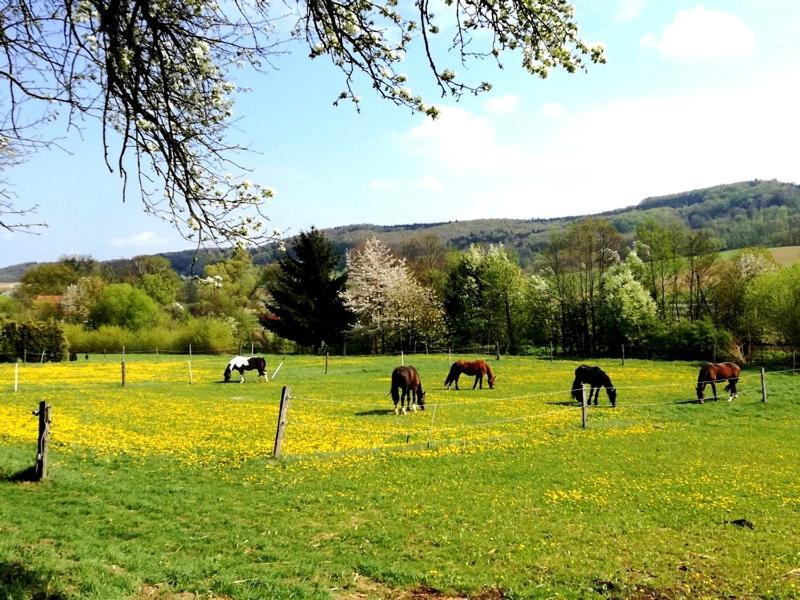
top-left (61, 276), bottom-right (106, 324)
top-left (0, 0), bottom-right (603, 239)
top-left (598, 262), bottom-right (657, 349)
top-left (343, 237), bottom-right (444, 352)
top-left (443, 244), bottom-right (525, 352)
top-left (635, 218), bottom-right (686, 320)
top-left (264, 228), bottom-right (353, 350)
top-left (196, 246), bottom-right (262, 315)
top-left (90, 283), bottom-right (160, 330)
top-left (16, 262), bottom-right (81, 300)
top-left (709, 248), bottom-right (776, 346)
top-left (748, 264), bottom-right (800, 348)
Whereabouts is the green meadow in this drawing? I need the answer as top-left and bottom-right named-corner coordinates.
top-left (1, 354), bottom-right (798, 599)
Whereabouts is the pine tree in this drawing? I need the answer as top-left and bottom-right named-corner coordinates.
top-left (263, 228), bottom-right (352, 350)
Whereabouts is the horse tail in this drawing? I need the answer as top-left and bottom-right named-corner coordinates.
top-left (444, 363), bottom-right (458, 386)
top-left (571, 376), bottom-right (582, 401)
top-left (697, 364), bottom-right (710, 396)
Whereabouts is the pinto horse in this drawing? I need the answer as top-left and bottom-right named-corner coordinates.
top-left (390, 366), bottom-right (426, 414)
top-left (571, 365), bottom-right (617, 407)
top-left (444, 359), bottom-right (496, 390)
top-left (223, 356), bottom-right (267, 383)
top-left (696, 362), bottom-right (740, 403)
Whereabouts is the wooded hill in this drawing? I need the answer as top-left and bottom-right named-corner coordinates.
top-left (2, 179), bottom-right (799, 279)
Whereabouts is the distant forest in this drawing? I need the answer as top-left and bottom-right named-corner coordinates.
top-left (2, 179), bottom-right (799, 280)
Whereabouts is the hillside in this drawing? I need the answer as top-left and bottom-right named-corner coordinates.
top-left (2, 179), bottom-right (799, 279)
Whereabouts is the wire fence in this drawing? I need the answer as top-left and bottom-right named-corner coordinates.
top-left (2, 354), bottom-right (797, 463)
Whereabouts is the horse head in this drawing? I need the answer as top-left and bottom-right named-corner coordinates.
top-left (417, 388), bottom-right (426, 410)
top-left (487, 373), bottom-right (496, 389)
top-left (223, 365), bottom-right (232, 382)
top-left (607, 386), bottom-right (617, 407)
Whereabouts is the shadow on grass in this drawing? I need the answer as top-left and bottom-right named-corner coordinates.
top-left (1, 465), bottom-right (38, 483)
top-left (355, 408), bottom-right (396, 416)
top-left (545, 400), bottom-right (580, 407)
top-left (0, 560), bottom-right (68, 599)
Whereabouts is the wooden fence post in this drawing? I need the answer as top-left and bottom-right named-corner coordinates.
top-left (188, 361), bottom-right (193, 384)
top-left (549, 342), bottom-right (554, 362)
top-left (272, 386), bottom-right (291, 458)
top-left (33, 400), bottom-right (51, 481)
top-left (325, 352), bottom-right (329, 375)
top-left (621, 344), bottom-right (625, 366)
top-left (581, 385), bottom-right (587, 429)
top-left (121, 359), bottom-right (126, 387)
top-left (495, 341), bottom-right (500, 360)
top-left (760, 367), bottom-right (767, 403)
top-left (401, 351), bottom-right (404, 366)
top-left (14, 361), bottom-right (19, 392)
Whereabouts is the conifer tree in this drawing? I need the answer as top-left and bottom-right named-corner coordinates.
top-left (263, 228), bottom-right (352, 350)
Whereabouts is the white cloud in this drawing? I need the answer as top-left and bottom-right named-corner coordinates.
top-left (483, 94), bottom-right (521, 115)
top-left (398, 106), bottom-right (532, 175)
top-left (617, 0), bottom-right (645, 22)
top-left (389, 69), bottom-right (800, 220)
top-left (642, 6), bottom-right (755, 61)
top-left (542, 102), bottom-right (568, 119)
top-left (415, 175), bottom-right (445, 192)
top-left (109, 231), bottom-right (167, 248)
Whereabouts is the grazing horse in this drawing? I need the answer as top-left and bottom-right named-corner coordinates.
top-left (223, 356), bottom-right (267, 383)
top-left (696, 362), bottom-right (740, 403)
top-left (444, 360), bottom-right (496, 390)
top-left (391, 366), bottom-right (426, 414)
top-left (571, 365), bottom-right (617, 407)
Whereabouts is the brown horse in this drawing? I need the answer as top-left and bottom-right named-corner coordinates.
top-left (391, 366), bottom-right (426, 414)
top-left (696, 362), bottom-right (741, 403)
top-left (444, 360), bottom-right (496, 390)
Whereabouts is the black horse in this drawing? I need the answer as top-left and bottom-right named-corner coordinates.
top-left (571, 365), bottom-right (617, 407)
top-left (223, 356), bottom-right (267, 383)
top-left (390, 365), bottom-right (426, 414)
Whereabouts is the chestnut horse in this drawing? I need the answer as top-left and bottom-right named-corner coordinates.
top-left (571, 365), bottom-right (617, 407)
top-left (391, 366), bottom-right (426, 414)
top-left (444, 360), bottom-right (496, 390)
top-left (696, 362), bottom-right (740, 403)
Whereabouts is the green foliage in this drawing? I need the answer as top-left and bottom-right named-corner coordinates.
top-left (90, 283), bottom-right (160, 330)
top-left (646, 319), bottom-right (733, 360)
top-left (0, 319), bottom-right (69, 361)
top-left (174, 317), bottom-right (236, 353)
top-left (265, 228), bottom-right (353, 350)
top-left (16, 262), bottom-right (80, 299)
top-left (749, 264), bottom-right (800, 347)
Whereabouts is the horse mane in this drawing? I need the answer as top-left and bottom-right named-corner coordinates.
top-left (483, 361), bottom-right (495, 379)
top-left (570, 376), bottom-right (582, 401)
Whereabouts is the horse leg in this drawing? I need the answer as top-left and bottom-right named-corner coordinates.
top-left (238, 368), bottom-right (245, 384)
top-left (710, 381), bottom-right (717, 401)
top-left (728, 378), bottom-right (739, 401)
top-left (454, 375), bottom-right (460, 391)
top-left (402, 389), bottom-right (409, 415)
top-left (591, 386), bottom-right (599, 405)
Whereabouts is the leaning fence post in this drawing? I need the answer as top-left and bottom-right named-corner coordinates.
top-left (272, 386), bottom-right (291, 458)
top-left (581, 385), bottom-right (587, 429)
top-left (121, 359), bottom-right (126, 387)
top-left (760, 367), bottom-right (767, 403)
top-left (33, 400), bottom-right (51, 481)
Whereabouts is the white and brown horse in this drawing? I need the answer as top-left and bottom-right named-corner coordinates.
top-left (223, 356), bottom-right (267, 383)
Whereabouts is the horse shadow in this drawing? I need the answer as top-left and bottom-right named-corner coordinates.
top-left (0, 560), bottom-right (69, 599)
top-left (545, 400), bottom-right (580, 407)
top-left (354, 409), bottom-right (395, 416)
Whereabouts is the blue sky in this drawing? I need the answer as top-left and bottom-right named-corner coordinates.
top-left (2, 0), bottom-right (800, 266)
